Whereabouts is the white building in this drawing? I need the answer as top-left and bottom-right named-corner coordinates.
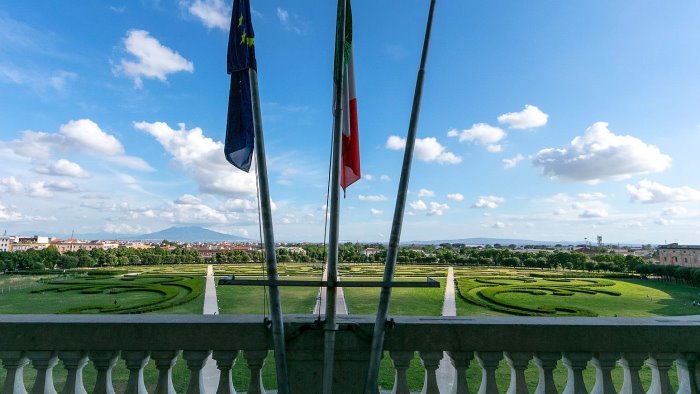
top-left (0, 236), bottom-right (12, 252)
top-left (658, 243), bottom-right (700, 267)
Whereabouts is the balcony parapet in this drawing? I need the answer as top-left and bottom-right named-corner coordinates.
top-left (0, 315), bottom-right (698, 393)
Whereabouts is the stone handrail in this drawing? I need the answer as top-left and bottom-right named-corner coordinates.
top-left (0, 314), bottom-right (699, 393)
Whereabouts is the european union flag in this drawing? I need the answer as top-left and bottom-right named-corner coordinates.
top-left (224, 0), bottom-right (257, 172)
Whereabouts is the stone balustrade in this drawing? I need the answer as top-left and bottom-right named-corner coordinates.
top-left (0, 315), bottom-right (699, 393)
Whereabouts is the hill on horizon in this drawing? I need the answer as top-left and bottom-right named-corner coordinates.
top-left (127, 226), bottom-right (248, 242)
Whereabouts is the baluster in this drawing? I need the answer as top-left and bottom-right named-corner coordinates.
top-left (26, 351), bottom-right (58, 394)
top-left (419, 351), bottom-right (442, 394)
top-left (152, 351), bottom-right (179, 394)
top-left (562, 352), bottom-right (591, 394)
top-left (476, 351), bottom-right (503, 394)
top-left (447, 351), bottom-right (473, 394)
top-left (677, 353), bottom-right (698, 394)
top-left (646, 353), bottom-right (676, 394)
top-left (389, 351), bottom-right (414, 394)
top-left (243, 351), bottom-right (267, 394)
top-left (183, 350), bottom-right (211, 394)
top-left (58, 351), bottom-right (88, 394)
top-left (620, 352), bottom-right (646, 394)
top-left (212, 351), bottom-right (238, 394)
top-left (89, 351), bottom-right (119, 394)
top-left (505, 352), bottom-right (531, 394)
top-left (591, 352), bottom-right (619, 394)
top-left (1, 351), bottom-right (29, 394)
top-left (533, 352), bottom-right (559, 394)
top-left (123, 351), bottom-right (150, 394)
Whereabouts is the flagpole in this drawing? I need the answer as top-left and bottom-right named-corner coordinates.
top-left (323, 0), bottom-right (347, 392)
top-left (363, 1), bottom-right (437, 392)
top-left (249, 67), bottom-right (290, 394)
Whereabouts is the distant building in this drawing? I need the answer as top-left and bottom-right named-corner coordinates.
top-left (278, 246), bottom-right (306, 255)
top-left (363, 247), bottom-right (381, 257)
top-left (10, 235), bottom-right (50, 252)
top-left (0, 235), bottom-right (12, 252)
top-left (658, 243), bottom-right (700, 267)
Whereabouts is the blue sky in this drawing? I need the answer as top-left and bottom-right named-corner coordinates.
top-left (2, 1), bottom-right (700, 244)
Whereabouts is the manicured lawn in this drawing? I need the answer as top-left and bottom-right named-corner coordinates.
top-left (216, 276), bottom-right (320, 314)
top-left (343, 277), bottom-right (447, 316)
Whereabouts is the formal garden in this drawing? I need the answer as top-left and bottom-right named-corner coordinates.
top-left (1, 262), bottom-right (699, 391)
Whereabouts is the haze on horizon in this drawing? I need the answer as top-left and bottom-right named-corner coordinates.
top-left (1, 1), bottom-right (700, 245)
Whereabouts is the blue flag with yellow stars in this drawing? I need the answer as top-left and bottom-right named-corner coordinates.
top-left (224, 0), bottom-right (257, 172)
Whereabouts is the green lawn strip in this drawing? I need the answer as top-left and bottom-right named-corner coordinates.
top-left (342, 277), bottom-right (445, 316)
top-left (216, 276), bottom-right (320, 314)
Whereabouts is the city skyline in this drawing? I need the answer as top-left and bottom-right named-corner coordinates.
top-left (2, 1), bottom-right (700, 244)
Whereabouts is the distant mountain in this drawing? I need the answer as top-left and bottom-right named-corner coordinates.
top-left (406, 238), bottom-right (582, 246)
top-left (127, 226), bottom-right (248, 242)
top-left (17, 226), bottom-right (248, 243)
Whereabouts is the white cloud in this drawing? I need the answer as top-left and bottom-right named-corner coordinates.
top-left (627, 180), bottom-right (700, 204)
top-left (502, 154), bottom-right (524, 169)
top-left (380, 175), bottom-right (391, 181)
top-left (492, 221), bottom-right (507, 229)
top-left (115, 30), bottom-right (194, 88)
top-left (370, 208), bottom-right (383, 215)
top-left (175, 194), bottom-right (202, 205)
top-left (662, 206), bottom-right (688, 217)
top-left (409, 200), bottom-right (427, 211)
top-left (497, 105), bottom-right (549, 129)
top-left (471, 195), bottom-right (504, 209)
top-left (276, 7), bottom-right (306, 34)
top-left (1, 176), bottom-right (24, 194)
top-left (0, 202), bottom-right (23, 221)
top-left (428, 202), bottom-right (449, 216)
top-left (417, 188), bottom-right (434, 198)
top-left (386, 136), bottom-right (462, 164)
top-left (358, 194), bottom-right (387, 202)
top-left (447, 193), bottom-right (464, 202)
top-left (532, 122), bottom-right (671, 183)
top-left (104, 223), bottom-right (150, 234)
top-left (447, 123), bottom-right (505, 153)
top-left (135, 121), bottom-right (256, 196)
top-left (553, 208), bottom-right (567, 216)
top-left (364, 174), bottom-right (375, 181)
top-left (579, 208), bottom-right (608, 218)
top-left (33, 159), bottom-right (90, 178)
top-left (1, 119), bottom-right (151, 171)
top-left (186, 0), bottom-right (230, 30)
top-left (578, 192), bottom-right (606, 201)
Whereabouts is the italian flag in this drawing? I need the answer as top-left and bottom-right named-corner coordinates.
top-left (338, 0), bottom-right (360, 192)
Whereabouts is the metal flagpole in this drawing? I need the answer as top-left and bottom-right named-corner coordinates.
top-left (249, 67), bottom-right (290, 394)
top-left (363, 1), bottom-right (437, 392)
top-left (323, 0), bottom-right (347, 392)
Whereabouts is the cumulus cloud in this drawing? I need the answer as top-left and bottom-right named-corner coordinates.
top-left (1, 177), bottom-right (78, 197)
top-left (364, 174), bottom-right (374, 181)
top-left (532, 122), bottom-right (671, 183)
top-left (553, 208), bottom-right (566, 216)
top-left (115, 30), bottom-right (194, 88)
top-left (134, 121), bottom-right (256, 196)
top-left (627, 180), bottom-right (700, 204)
top-left (492, 221), bottom-right (507, 229)
top-left (471, 195), bottom-right (504, 209)
top-left (358, 194), bottom-right (387, 202)
top-left (185, 0), bottom-right (230, 30)
top-left (380, 175), bottom-right (391, 181)
top-left (428, 202), bottom-right (449, 216)
top-left (0, 202), bottom-right (23, 221)
top-left (447, 193), bottom-right (464, 201)
top-left (447, 123), bottom-right (505, 153)
top-left (386, 136), bottom-right (462, 164)
top-left (497, 105), bottom-right (548, 129)
top-left (662, 206), bottom-right (688, 217)
top-left (579, 208), bottom-right (608, 218)
top-left (370, 208), bottom-right (383, 215)
top-left (33, 159), bottom-right (90, 178)
top-left (417, 188), bottom-right (434, 198)
top-left (1, 176), bottom-right (24, 194)
top-left (1, 119), bottom-right (151, 171)
top-left (502, 154), bottom-right (524, 169)
top-left (578, 192), bottom-right (606, 201)
top-left (409, 200), bottom-right (427, 211)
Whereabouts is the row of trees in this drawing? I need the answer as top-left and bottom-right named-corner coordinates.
top-left (636, 263), bottom-right (700, 287)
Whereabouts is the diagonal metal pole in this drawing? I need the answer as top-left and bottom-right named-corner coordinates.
top-left (249, 67), bottom-right (290, 394)
top-left (363, 1), bottom-right (437, 392)
top-left (323, 0), bottom-right (347, 392)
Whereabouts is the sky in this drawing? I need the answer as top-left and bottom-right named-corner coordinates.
top-left (2, 1), bottom-right (700, 244)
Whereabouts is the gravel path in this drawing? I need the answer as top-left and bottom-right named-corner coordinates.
top-left (436, 266), bottom-right (457, 393)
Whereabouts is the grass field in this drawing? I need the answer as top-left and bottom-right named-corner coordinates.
top-left (0, 264), bottom-right (698, 392)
